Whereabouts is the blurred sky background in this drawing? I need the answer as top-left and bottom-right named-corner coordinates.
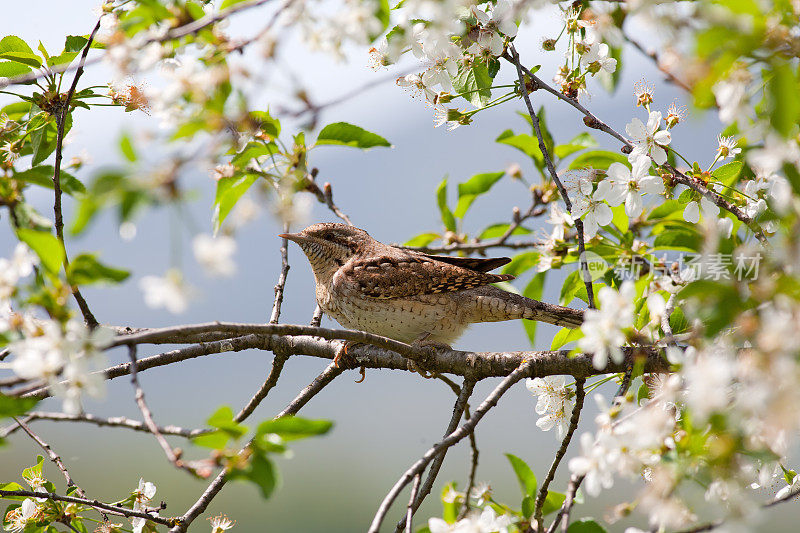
top-left (1, 1), bottom-right (797, 531)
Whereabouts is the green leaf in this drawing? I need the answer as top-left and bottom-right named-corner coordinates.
top-left (316, 122), bottom-right (391, 149)
top-left (212, 175), bottom-right (257, 233)
top-left (711, 161), bottom-right (743, 186)
top-left (559, 270), bottom-right (583, 306)
top-left (551, 326), bottom-right (584, 350)
top-left (46, 52), bottom-right (78, 68)
top-left (505, 453), bottom-right (537, 497)
top-left (0, 393), bottom-right (39, 418)
top-left (441, 482), bottom-right (460, 523)
top-left (567, 519), bottom-right (607, 533)
top-left (454, 171), bottom-right (505, 218)
top-left (478, 224), bottom-right (531, 240)
top-left (256, 416), bottom-right (333, 441)
top-left (0, 61), bottom-right (31, 77)
top-left (436, 178), bottom-right (456, 232)
top-left (523, 272), bottom-right (546, 347)
top-left (503, 252), bottom-right (540, 276)
top-left (22, 456), bottom-right (44, 482)
top-left (229, 451), bottom-right (278, 499)
top-left (0, 51), bottom-right (41, 67)
top-left (647, 200), bottom-right (684, 220)
top-left (568, 150), bottom-right (628, 171)
top-left (231, 141), bottom-right (277, 167)
top-left (768, 61), bottom-right (799, 138)
top-left (13, 166), bottom-right (86, 195)
top-left (554, 132), bottom-right (598, 159)
top-left (0, 482), bottom-right (26, 499)
top-left (452, 62), bottom-right (492, 107)
top-left (67, 254), bottom-right (130, 286)
top-left (249, 110), bottom-right (281, 138)
top-left (374, 0), bottom-right (391, 33)
top-left (221, 0), bottom-right (251, 8)
top-left (496, 132), bottom-right (543, 167)
top-left (16, 228), bottom-right (64, 274)
top-left (541, 491), bottom-right (566, 516)
top-left (404, 233), bottom-right (440, 247)
top-left (119, 133), bottom-right (137, 162)
top-left (521, 494), bottom-right (535, 519)
top-left (653, 230), bottom-right (701, 252)
top-left (64, 36), bottom-right (88, 53)
top-left (193, 406), bottom-right (249, 449)
top-left (0, 36), bottom-right (35, 55)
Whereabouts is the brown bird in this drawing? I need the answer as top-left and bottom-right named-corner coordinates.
top-left (281, 223), bottom-right (583, 346)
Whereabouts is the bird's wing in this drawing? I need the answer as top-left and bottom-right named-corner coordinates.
top-left (417, 254), bottom-right (511, 272)
top-left (334, 250), bottom-right (514, 299)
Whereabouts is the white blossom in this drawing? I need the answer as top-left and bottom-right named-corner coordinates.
top-left (570, 177), bottom-right (615, 239)
top-left (716, 135), bottom-right (741, 160)
top-left (526, 376), bottom-right (574, 439)
top-left (626, 111), bottom-right (671, 165)
top-left (579, 36), bottom-right (617, 75)
top-left (0, 243), bottom-right (38, 301)
top-left (193, 234), bottom-right (237, 277)
top-left (139, 270), bottom-right (195, 314)
top-left (131, 479), bottom-right (158, 533)
top-left (578, 282), bottom-right (635, 369)
top-left (568, 432), bottom-right (616, 496)
top-left (605, 156), bottom-right (664, 218)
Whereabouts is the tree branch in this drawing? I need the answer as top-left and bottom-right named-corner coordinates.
top-left (394, 378), bottom-right (477, 532)
top-left (127, 345), bottom-right (205, 477)
top-left (1, 411), bottom-right (207, 439)
top-left (508, 44), bottom-right (596, 309)
top-left (12, 416), bottom-right (86, 498)
top-left (368, 361), bottom-right (535, 533)
top-left (53, 18), bottom-right (102, 327)
top-left (0, 490), bottom-right (174, 526)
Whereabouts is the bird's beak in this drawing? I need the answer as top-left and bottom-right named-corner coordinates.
top-left (278, 232), bottom-right (304, 243)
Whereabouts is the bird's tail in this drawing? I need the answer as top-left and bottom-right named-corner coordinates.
top-left (465, 285), bottom-right (584, 329)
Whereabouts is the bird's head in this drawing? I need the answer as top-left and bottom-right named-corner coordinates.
top-left (280, 223), bottom-right (373, 281)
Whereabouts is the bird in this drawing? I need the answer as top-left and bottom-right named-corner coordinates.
top-left (280, 222), bottom-right (584, 347)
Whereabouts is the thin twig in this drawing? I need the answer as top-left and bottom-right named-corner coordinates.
top-left (12, 416), bottom-right (86, 498)
top-left (459, 404), bottom-right (479, 520)
top-left (170, 357), bottom-right (344, 532)
top-left (234, 353), bottom-right (289, 423)
top-left (508, 44), bottom-right (596, 309)
top-left (395, 378), bottom-right (477, 532)
top-left (674, 485), bottom-right (800, 533)
top-left (624, 33), bottom-right (693, 94)
top-left (305, 176), bottom-right (353, 226)
top-left (276, 361), bottom-right (345, 417)
top-left (52, 18), bottom-right (102, 327)
top-left (405, 473), bottom-right (422, 533)
top-left (545, 474), bottom-right (584, 533)
top-left (269, 223), bottom-right (291, 324)
top-left (127, 345), bottom-right (203, 477)
top-left (0, 489), bottom-right (174, 526)
top-left (533, 378), bottom-right (586, 532)
top-left (310, 305), bottom-right (324, 326)
top-left (369, 361), bottom-right (534, 533)
top-left (505, 55), bottom-right (766, 244)
top-left (2, 411), bottom-right (207, 439)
